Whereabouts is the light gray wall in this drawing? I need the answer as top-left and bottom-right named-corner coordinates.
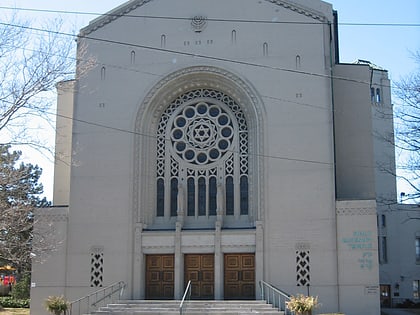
top-left (333, 64), bottom-right (376, 200)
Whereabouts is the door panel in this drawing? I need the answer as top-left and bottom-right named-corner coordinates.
top-left (185, 254), bottom-right (214, 300)
top-left (146, 254), bottom-right (174, 299)
top-left (224, 253), bottom-right (255, 300)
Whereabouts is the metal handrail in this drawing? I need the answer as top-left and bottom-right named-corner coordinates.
top-left (259, 280), bottom-right (291, 315)
top-left (179, 280), bottom-right (192, 315)
top-left (69, 281), bottom-right (126, 315)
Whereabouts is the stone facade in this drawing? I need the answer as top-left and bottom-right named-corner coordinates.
top-left (30, 1), bottom-right (397, 315)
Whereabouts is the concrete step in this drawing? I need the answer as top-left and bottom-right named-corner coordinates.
top-left (91, 300), bottom-right (284, 315)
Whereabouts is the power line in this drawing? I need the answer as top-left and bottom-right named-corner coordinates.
top-left (11, 19), bottom-right (420, 96)
top-left (0, 21), bottom-right (389, 89)
top-left (0, 6), bottom-right (419, 27)
top-left (0, 20), bottom-right (409, 116)
top-left (31, 105), bottom-right (333, 167)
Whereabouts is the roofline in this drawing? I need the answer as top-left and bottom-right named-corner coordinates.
top-left (79, 0), bottom-right (331, 36)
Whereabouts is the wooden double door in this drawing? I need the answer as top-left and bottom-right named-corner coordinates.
top-left (184, 254), bottom-right (215, 299)
top-left (146, 253), bottom-right (255, 300)
top-left (145, 254), bottom-right (174, 299)
top-left (224, 253), bottom-right (255, 300)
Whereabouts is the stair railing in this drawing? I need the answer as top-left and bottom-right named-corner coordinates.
top-left (179, 280), bottom-right (192, 315)
top-left (259, 280), bottom-right (291, 315)
top-left (69, 281), bottom-right (126, 315)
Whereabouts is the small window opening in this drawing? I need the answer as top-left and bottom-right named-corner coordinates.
top-left (263, 42), bottom-right (268, 56)
top-left (296, 55), bottom-right (301, 69)
top-left (100, 66), bottom-right (106, 80)
top-left (161, 34), bottom-right (166, 48)
top-left (231, 30), bottom-right (237, 44)
top-left (130, 50), bottom-right (136, 64)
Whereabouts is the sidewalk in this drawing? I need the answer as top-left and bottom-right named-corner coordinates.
top-left (382, 309), bottom-right (420, 315)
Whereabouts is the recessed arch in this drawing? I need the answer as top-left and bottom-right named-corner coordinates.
top-left (134, 66), bottom-right (265, 229)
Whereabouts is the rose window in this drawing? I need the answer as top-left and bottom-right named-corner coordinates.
top-left (170, 101), bottom-right (235, 165)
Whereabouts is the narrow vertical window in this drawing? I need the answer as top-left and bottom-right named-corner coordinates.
top-left (263, 42), bottom-right (268, 56)
top-left (376, 88), bottom-right (381, 103)
top-left (231, 30), bottom-right (237, 44)
top-left (295, 55), bottom-right (301, 69)
top-left (198, 177), bottom-right (206, 216)
top-left (156, 179), bottom-right (164, 217)
top-left (187, 178), bottom-right (195, 216)
top-left (170, 178), bottom-right (178, 217)
top-left (100, 66), bottom-right (106, 80)
top-left (416, 237), bottom-right (420, 263)
top-left (381, 214), bottom-right (386, 227)
top-left (130, 50), bottom-right (136, 64)
top-left (379, 236), bottom-right (388, 264)
top-left (240, 176), bottom-right (248, 215)
top-left (226, 176), bottom-right (234, 215)
top-left (209, 177), bottom-right (217, 215)
top-left (371, 87), bottom-right (375, 103)
top-left (161, 34), bottom-right (166, 48)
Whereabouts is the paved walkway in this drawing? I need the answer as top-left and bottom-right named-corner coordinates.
top-left (382, 309), bottom-right (420, 315)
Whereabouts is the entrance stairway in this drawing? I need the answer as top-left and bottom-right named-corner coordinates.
top-left (91, 300), bottom-right (285, 315)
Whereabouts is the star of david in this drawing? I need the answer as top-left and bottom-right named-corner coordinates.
top-left (193, 124), bottom-right (210, 142)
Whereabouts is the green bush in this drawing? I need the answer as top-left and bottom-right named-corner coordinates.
top-left (0, 296), bottom-right (30, 308)
top-left (11, 274), bottom-right (31, 299)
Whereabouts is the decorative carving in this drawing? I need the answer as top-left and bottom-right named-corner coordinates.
top-left (191, 16), bottom-right (207, 33)
top-left (295, 242), bottom-right (310, 251)
top-left (336, 207), bottom-right (376, 216)
top-left (296, 250), bottom-right (310, 287)
top-left (90, 247), bottom-right (104, 287)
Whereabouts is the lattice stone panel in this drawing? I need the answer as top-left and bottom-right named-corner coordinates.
top-left (296, 250), bottom-right (310, 287)
top-left (90, 248), bottom-right (104, 287)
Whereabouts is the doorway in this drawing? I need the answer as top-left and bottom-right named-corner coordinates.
top-left (224, 253), bottom-right (255, 300)
top-left (145, 254), bottom-right (174, 299)
top-left (184, 254), bottom-right (215, 299)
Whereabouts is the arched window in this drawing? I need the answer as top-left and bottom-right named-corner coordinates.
top-left (100, 66), bottom-right (106, 80)
top-left (231, 30), bottom-right (237, 44)
top-left (130, 50), bottom-right (136, 64)
top-left (296, 55), bottom-right (301, 69)
top-left (263, 42), bottom-right (269, 56)
top-left (155, 89), bottom-right (249, 227)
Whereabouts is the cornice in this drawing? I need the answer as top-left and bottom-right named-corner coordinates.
top-left (79, 0), bottom-right (327, 36)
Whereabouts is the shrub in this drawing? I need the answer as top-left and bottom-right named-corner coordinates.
top-left (0, 296), bottom-right (30, 308)
top-left (11, 274), bottom-right (31, 299)
top-left (286, 294), bottom-right (320, 313)
top-left (45, 295), bottom-right (70, 315)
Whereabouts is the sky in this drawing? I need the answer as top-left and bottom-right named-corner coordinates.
top-left (1, 0), bottom-right (419, 201)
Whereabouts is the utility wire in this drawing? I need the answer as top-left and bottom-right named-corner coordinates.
top-left (30, 105), bottom-right (333, 167)
top-left (0, 21), bottom-right (395, 90)
top-left (0, 6), bottom-right (419, 27)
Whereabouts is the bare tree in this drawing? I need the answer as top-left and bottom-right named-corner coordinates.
top-left (0, 14), bottom-right (76, 151)
top-left (394, 51), bottom-right (420, 202)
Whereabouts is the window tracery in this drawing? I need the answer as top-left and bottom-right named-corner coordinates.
top-left (155, 89), bottom-right (249, 227)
